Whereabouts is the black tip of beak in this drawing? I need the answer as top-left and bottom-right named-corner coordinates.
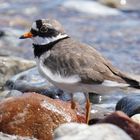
top-left (19, 35), bottom-right (25, 39)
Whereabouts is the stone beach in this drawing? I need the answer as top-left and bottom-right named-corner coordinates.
top-left (0, 0), bottom-right (140, 139)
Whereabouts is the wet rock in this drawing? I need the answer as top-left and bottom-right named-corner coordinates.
top-left (0, 93), bottom-right (83, 140)
top-left (89, 93), bottom-right (103, 104)
top-left (0, 0), bottom-right (140, 121)
top-left (54, 123), bottom-right (132, 140)
top-left (0, 132), bottom-right (37, 140)
top-left (131, 114), bottom-right (140, 125)
top-left (41, 88), bottom-right (71, 101)
top-left (116, 95), bottom-right (140, 116)
top-left (99, 111), bottom-right (140, 140)
top-left (0, 56), bottom-right (35, 91)
top-left (63, 0), bottom-right (120, 16)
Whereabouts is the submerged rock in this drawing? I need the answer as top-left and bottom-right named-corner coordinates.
top-left (0, 56), bottom-right (35, 91)
top-left (116, 95), bottom-right (140, 116)
top-left (54, 123), bottom-right (132, 140)
top-left (99, 111), bottom-right (140, 140)
top-left (0, 93), bottom-right (83, 140)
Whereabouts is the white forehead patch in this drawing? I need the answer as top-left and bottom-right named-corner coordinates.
top-left (32, 33), bottom-right (68, 45)
top-left (32, 22), bottom-right (38, 31)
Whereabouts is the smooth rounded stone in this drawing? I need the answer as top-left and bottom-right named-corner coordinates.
top-left (131, 114), bottom-right (140, 124)
top-left (5, 67), bottom-right (71, 101)
top-left (44, 89), bottom-right (86, 103)
top-left (54, 123), bottom-right (88, 138)
top-left (0, 132), bottom-right (37, 140)
top-left (99, 111), bottom-right (140, 140)
top-left (0, 56), bottom-right (35, 91)
top-left (63, 0), bottom-right (120, 16)
top-left (0, 90), bottom-right (23, 101)
top-left (0, 93), bottom-right (82, 140)
top-left (116, 95), bottom-right (140, 117)
top-left (54, 123), bottom-right (132, 140)
top-left (41, 88), bottom-right (71, 101)
top-left (99, 0), bottom-right (140, 10)
top-left (73, 92), bottom-right (86, 105)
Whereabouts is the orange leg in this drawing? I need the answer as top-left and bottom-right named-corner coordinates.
top-left (70, 94), bottom-right (76, 109)
top-left (84, 93), bottom-right (91, 124)
top-left (71, 98), bottom-right (76, 109)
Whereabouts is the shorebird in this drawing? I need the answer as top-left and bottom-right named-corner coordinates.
top-left (20, 19), bottom-right (140, 123)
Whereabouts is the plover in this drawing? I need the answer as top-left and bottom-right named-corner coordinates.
top-left (20, 19), bottom-right (140, 123)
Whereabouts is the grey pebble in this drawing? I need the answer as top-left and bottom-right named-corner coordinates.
top-left (116, 94), bottom-right (140, 116)
top-left (54, 123), bottom-right (132, 140)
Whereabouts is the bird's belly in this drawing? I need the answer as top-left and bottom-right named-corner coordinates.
top-left (37, 60), bottom-right (128, 94)
top-left (37, 60), bottom-right (82, 92)
top-left (48, 82), bottom-right (120, 94)
top-left (38, 64), bottom-right (120, 93)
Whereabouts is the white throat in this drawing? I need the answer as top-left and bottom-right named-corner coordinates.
top-left (32, 34), bottom-right (68, 45)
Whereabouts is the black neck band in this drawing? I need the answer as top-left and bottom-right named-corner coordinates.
top-left (33, 36), bottom-right (70, 58)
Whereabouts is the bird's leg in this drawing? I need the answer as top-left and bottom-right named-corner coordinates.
top-left (84, 93), bottom-right (91, 124)
top-left (70, 93), bottom-right (76, 109)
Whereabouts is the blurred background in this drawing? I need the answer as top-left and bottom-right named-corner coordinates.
top-left (0, 0), bottom-right (140, 73)
top-left (0, 0), bottom-right (140, 110)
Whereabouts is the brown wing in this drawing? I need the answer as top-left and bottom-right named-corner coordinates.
top-left (44, 38), bottom-right (139, 87)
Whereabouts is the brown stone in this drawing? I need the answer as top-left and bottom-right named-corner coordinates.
top-left (99, 111), bottom-right (140, 140)
top-left (0, 93), bottom-right (84, 140)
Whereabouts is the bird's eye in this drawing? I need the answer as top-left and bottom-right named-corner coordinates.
top-left (40, 25), bottom-right (48, 33)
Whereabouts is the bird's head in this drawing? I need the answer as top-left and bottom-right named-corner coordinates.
top-left (19, 19), bottom-right (67, 45)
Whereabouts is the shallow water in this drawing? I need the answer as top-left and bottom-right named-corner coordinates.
top-left (0, 0), bottom-right (140, 110)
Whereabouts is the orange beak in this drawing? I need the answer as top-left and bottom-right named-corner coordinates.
top-left (19, 32), bottom-right (33, 39)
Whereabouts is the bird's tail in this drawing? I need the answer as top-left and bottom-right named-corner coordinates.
top-left (120, 73), bottom-right (140, 89)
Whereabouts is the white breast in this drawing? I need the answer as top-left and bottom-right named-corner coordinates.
top-left (36, 52), bottom-right (81, 85)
